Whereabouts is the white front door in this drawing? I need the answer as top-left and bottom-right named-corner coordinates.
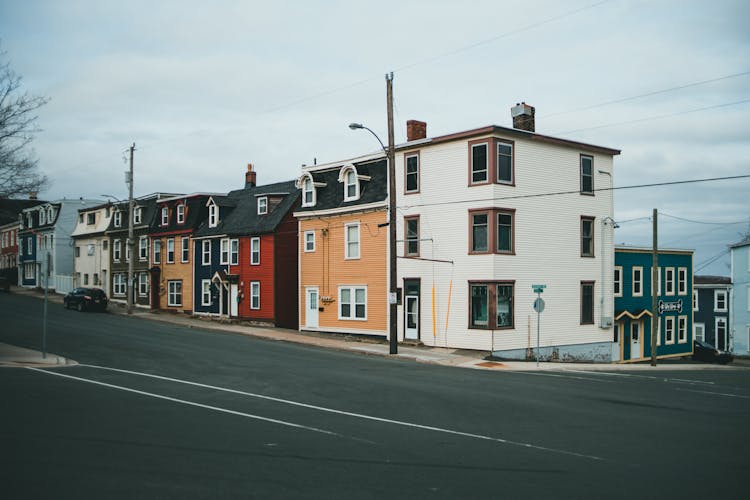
top-left (230, 284), bottom-right (238, 317)
top-left (405, 295), bottom-right (419, 340)
top-left (305, 287), bottom-right (319, 328)
top-left (630, 321), bottom-right (641, 360)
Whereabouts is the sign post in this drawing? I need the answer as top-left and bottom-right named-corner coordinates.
top-left (532, 284), bottom-right (546, 368)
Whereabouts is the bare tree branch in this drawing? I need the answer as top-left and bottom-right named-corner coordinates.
top-left (0, 48), bottom-right (50, 198)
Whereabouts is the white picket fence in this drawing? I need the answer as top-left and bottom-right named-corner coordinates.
top-left (54, 274), bottom-right (75, 295)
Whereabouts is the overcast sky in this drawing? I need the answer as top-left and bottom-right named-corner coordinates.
top-left (2, 0), bottom-right (748, 275)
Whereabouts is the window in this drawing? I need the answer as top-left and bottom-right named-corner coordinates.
top-left (24, 263), bottom-right (34, 279)
top-left (166, 238), bottom-right (175, 263)
top-left (714, 290), bottom-right (727, 312)
top-left (84, 273), bottom-right (89, 285)
top-left (580, 155), bottom-right (594, 194)
top-left (471, 213), bottom-right (488, 252)
top-left (655, 267), bottom-right (662, 296)
top-left (302, 177), bottom-right (314, 207)
top-left (470, 143), bottom-right (488, 184)
top-left (220, 239), bottom-right (229, 264)
top-left (208, 203), bottom-right (218, 227)
top-left (678, 316), bottom-right (687, 343)
top-left (693, 290), bottom-right (699, 311)
top-left (47, 207), bottom-right (54, 222)
top-left (176, 204), bottom-right (185, 224)
top-left (135, 273), bottom-right (146, 296)
top-left (344, 169), bottom-right (358, 201)
top-left (469, 282), bottom-right (515, 329)
top-left (181, 237), bottom-right (189, 263)
top-left (405, 216), bottom-right (419, 256)
top-left (139, 236), bottom-right (148, 260)
top-left (694, 323), bottom-right (705, 342)
top-left (250, 281), bottom-right (261, 310)
top-left (665, 267), bottom-right (675, 296)
top-left (87, 213), bottom-right (96, 225)
top-left (201, 280), bottom-right (211, 306)
top-left (26, 236), bottom-right (32, 254)
top-left (40, 210), bottom-right (46, 225)
top-left (202, 240), bottom-right (211, 265)
top-left (581, 217), bottom-right (595, 257)
top-left (168, 280), bottom-right (182, 307)
top-left (28, 214), bottom-right (34, 228)
top-left (405, 153), bottom-right (419, 193)
top-left (230, 239), bottom-right (239, 265)
top-left (614, 266), bottom-right (623, 297)
top-left (339, 286), bottom-right (366, 320)
top-left (678, 267), bottom-right (688, 295)
top-left (113, 239), bottom-right (121, 261)
top-left (345, 223), bottom-right (360, 259)
top-left (114, 211), bottom-right (122, 227)
top-left (113, 273), bottom-right (126, 295)
top-left (161, 207), bottom-right (169, 225)
top-left (153, 239), bottom-right (161, 264)
top-left (469, 209), bottom-right (515, 254)
top-left (250, 237), bottom-right (260, 265)
top-left (257, 197), bottom-right (268, 215)
top-left (75, 246), bottom-right (80, 258)
top-left (581, 281), bottom-right (595, 325)
top-left (133, 207), bottom-right (142, 224)
top-left (497, 142), bottom-right (513, 184)
top-left (105, 207), bottom-right (110, 217)
top-left (304, 231), bottom-right (315, 252)
top-left (633, 267), bottom-right (643, 297)
top-left (665, 316), bottom-right (675, 344)
top-left (87, 243), bottom-right (95, 256)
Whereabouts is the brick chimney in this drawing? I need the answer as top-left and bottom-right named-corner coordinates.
top-left (406, 120), bottom-right (427, 141)
top-left (245, 163), bottom-right (256, 188)
top-left (29, 191), bottom-right (38, 200)
top-left (511, 102), bottom-right (535, 132)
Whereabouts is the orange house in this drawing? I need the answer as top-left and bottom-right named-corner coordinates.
top-left (295, 155), bottom-right (388, 337)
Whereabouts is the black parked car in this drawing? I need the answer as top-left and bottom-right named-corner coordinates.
top-left (692, 339), bottom-right (733, 365)
top-left (64, 288), bottom-right (108, 312)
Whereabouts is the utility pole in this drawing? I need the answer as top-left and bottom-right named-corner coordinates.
top-left (386, 72), bottom-right (398, 355)
top-left (651, 208), bottom-right (658, 367)
top-left (127, 143), bottom-right (135, 315)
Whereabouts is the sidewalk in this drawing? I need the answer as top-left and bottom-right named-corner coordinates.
top-left (4, 285), bottom-right (749, 371)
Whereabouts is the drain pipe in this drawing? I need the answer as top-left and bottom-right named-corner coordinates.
top-left (599, 169), bottom-right (615, 329)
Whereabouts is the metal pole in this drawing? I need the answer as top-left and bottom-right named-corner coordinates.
top-left (127, 143), bottom-right (135, 314)
top-left (386, 73), bottom-right (397, 355)
top-left (651, 208), bottom-right (658, 367)
top-left (42, 251), bottom-right (48, 359)
top-left (536, 290), bottom-right (541, 368)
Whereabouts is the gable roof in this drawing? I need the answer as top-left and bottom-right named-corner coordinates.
top-left (194, 180), bottom-right (300, 238)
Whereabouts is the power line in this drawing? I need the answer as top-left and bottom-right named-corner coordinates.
top-left (660, 212), bottom-right (750, 226)
top-left (542, 71), bottom-right (750, 118)
top-left (555, 98), bottom-right (750, 135)
top-left (399, 174), bottom-right (750, 210)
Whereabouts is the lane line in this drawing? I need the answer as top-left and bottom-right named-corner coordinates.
top-left (26, 367), bottom-right (342, 438)
top-left (557, 370), bottom-right (716, 386)
top-left (77, 363), bottom-right (604, 461)
top-left (676, 388), bottom-right (750, 399)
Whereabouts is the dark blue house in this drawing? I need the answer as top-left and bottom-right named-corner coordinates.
top-left (614, 246), bottom-right (694, 362)
top-left (693, 275), bottom-right (731, 351)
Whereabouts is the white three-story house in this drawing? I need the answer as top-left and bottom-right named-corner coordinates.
top-left (394, 103), bottom-right (621, 361)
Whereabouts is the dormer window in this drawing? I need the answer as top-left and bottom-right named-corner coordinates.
top-left (344, 170), bottom-right (358, 201)
top-left (208, 202), bottom-right (218, 228)
top-left (86, 213), bottom-right (96, 225)
top-left (177, 204), bottom-right (185, 224)
top-left (257, 197), bottom-right (268, 215)
top-left (161, 207), bottom-right (169, 226)
top-left (302, 177), bottom-right (314, 207)
top-left (133, 207), bottom-right (142, 224)
top-left (47, 207), bottom-right (54, 222)
top-left (39, 209), bottom-right (46, 225)
top-left (27, 213), bottom-right (33, 228)
top-left (114, 211), bottom-right (122, 227)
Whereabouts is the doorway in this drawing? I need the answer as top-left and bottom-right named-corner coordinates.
top-left (305, 287), bottom-right (319, 328)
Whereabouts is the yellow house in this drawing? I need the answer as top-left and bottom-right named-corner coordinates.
top-left (295, 155), bottom-right (388, 336)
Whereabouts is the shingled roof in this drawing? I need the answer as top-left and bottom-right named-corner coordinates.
top-left (295, 158), bottom-right (387, 214)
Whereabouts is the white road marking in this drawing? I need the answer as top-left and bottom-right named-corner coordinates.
top-left (26, 367), bottom-right (342, 438)
top-left (71, 363), bottom-right (604, 461)
top-left (557, 370), bottom-right (715, 386)
top-left (676, 388), bottom-right (750, 399)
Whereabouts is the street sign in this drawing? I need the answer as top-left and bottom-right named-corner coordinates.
top-left (532, 284), bottom-right (547, 293)
top-left (533, 298), bottom-right (545, 313)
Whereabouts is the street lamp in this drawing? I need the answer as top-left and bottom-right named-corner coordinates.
top-left (349, 114), bottom-right (398, 354)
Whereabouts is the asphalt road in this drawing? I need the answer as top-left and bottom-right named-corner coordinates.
top-left (1, 292), bottom-right (749, 499)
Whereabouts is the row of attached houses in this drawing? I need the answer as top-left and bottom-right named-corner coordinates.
top-left (4, 103), bottom-right (747, 360)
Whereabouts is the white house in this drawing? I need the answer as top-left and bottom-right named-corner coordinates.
top-left (71, 203), bottom-right (113, 294)
top-left (394, 103), bottom-right (621, 361)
